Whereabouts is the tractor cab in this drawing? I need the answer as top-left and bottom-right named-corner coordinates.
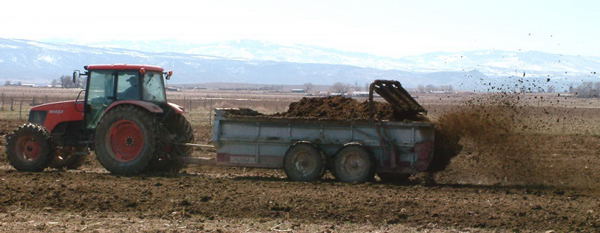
top-left (76, 65), bottom-right (173, 129)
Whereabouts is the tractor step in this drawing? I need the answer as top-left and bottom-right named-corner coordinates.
top-left (183, 157), bottom-right (216, 165)
top-left (177, 143), bottom-right (215, 149)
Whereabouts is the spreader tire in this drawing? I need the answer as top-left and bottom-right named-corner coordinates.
top-left (94, 105), bottom-right (158, 176)
top-left (283, 143), bottom-right (325, 181)
top-left (148, 113), bottom-right (194, 173)
top-left (332, 145), bottom-right (375, 183)
top-left (6, 123), bottom-right (52, 172)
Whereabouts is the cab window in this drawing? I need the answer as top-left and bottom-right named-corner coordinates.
top-left (86, 70), bottom-right (115, 104)
top-left (142, 71), bottom-right (166, 102)
top-left (116, 71), bottom-right (140, 100)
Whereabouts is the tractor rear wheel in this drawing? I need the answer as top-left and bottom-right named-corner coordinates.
top-left (94, 105), bottom-right (158, 176)
top-left (332, 145), bottom-right (375, 183)
top-left (283, 143), bottom-right (325, 181)
top-left (6, 123), bottom-right (53, 172)
top-left (148, 113), bottom-right (194, 173)
top-left (49, 146), bottom-right (89, 170)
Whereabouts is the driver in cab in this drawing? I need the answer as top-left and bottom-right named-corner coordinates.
top-left (119, 76), bottom-right (140, 100)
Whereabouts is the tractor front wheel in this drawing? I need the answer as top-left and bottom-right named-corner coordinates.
top-left (6, 123), bottom-right (53, 172)
top-left (94, 105), bottom-right (158, 175)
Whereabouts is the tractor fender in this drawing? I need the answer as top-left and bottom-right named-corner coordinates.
top-left (167, 102), bottom-right (185, 114)
top-left (105, 100), bottom-right (163, 114)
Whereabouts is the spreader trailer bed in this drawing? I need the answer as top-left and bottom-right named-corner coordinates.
top-left (187, 80), bottom-right (436, 183)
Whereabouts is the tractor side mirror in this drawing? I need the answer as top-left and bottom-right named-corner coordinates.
top-left (73, 70), bottom-right (80, 83)
top-left (165, 71), bottom-right (173, 80)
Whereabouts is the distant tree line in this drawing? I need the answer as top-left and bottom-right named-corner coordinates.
top-left (414, 84), bottom-right (455, 93)
top-left (3, 80), bottom-right (22, 86)
top-left (52, 75), bottom-right (85, 88)
top-left (3, 75), bottom-right (85, 88)
top-left (329, 82), bottom-right (364, 93)
top-left (571, 82), bottom-right (600, 98)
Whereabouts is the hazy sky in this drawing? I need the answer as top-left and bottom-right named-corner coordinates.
top-left (1, 0), bottom-right (598, 57)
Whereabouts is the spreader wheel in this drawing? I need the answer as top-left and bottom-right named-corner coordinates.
top-left (94, 105), bottom-right (158, 175)
top-left (6, 123), bottom-right (52, 172)
top-left (49, 146), bottom-right (89, 170)
top-left (283, 143), bottom-right (325, 181)
top-left (332, 145), bottom-right (375, 183)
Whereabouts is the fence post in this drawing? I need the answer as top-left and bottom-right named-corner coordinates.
top-left (19, 99), bottom-right (23, 120)
top-left (10, 98), bottom-right (14, 111)
top-left (208, 109), bottom-right (212, 127)
top-left (0, 93), bottom-right (4, 111)
top-left (208, 98), bottom-right (213, 126)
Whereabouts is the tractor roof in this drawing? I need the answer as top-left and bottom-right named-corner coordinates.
top-left (85, 64), bottom-right (164, 72)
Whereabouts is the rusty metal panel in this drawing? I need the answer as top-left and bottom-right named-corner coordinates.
top-left (212, 109), bottom-right (435, 173)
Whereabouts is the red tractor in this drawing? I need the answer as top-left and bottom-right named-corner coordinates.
top-left (5, 64), bottom-right (194, 175)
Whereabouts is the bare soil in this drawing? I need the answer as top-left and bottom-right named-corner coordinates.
top-left (0, 162), bottom-right (599, 233)
top-left (3, 94), bottom-right (600, 232)
top-left (1, 121), bottom-right (600, 232)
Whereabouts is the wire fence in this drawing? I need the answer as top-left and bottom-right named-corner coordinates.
top-left (0, 92), bottom-right (295, 124)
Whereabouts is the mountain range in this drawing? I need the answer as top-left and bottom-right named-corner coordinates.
top-left (86, 40), bottom-right (600, 77)
top-left (1, 38), bottom-right (598, 91)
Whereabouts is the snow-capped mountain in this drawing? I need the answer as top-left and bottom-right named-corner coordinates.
top-left (85, 40), bottom-right (600, 77)
top-left (402, 50), bottom-right (600, 77)
top-left (0, 38), bottom-right (597, 91)
top-left (0, 38), bottom-right (479, 88)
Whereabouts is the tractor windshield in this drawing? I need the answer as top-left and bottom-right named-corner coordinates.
top-left (142, 71), bottom-right (166, 102)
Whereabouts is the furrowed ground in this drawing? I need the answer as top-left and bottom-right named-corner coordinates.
top-left (0, 87), bottom-right (599, 232)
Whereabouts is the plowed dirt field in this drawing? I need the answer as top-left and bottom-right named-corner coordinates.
top-left (2, 94), bottom-right (600, 232)
top-left (1, 128), bottom-right (600, 232)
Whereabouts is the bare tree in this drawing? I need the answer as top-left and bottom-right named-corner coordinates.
top-left (3, 80), bottom-right (11, 86)
top-left (60, 75), bottom-right (74, 88)
top-left (330, 82), bottom-right (351, 94)
top-left (50, 79), bottom-right (59, 87)
top-left (425, 84), bottom-right (436, 93)
top-left (59, 75), bottom-right (84, 88)
top-left (303, 83), bottom-right (314, 93)
top-left (439, 85), bottom-right (454, 93)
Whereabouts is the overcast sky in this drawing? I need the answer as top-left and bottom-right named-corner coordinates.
top-left (1, 0), bottom-right (598, 57)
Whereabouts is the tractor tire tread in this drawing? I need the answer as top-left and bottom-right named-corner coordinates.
top-left (6, 123), bottom-right (52, 172)
top-left (94, 105), bottom-right (159, 176)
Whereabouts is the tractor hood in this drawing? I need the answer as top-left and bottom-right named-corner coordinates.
top-left (30, 100), bottom-right (84, 131)
top-left (31, 100), bottom-right (84, 112)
